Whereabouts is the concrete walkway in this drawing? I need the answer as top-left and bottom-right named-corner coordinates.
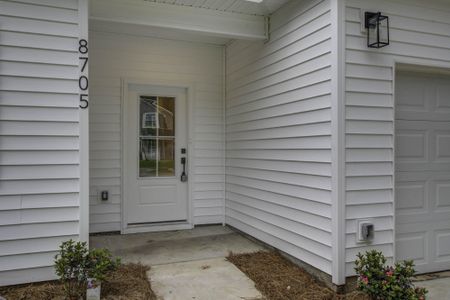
top-left (91, 225), bottom-right (450, 299)
top-left (417, 278), bottom-right (450, 300)
top-left (90, 225), bottom-right (265, 300)
top-left (149, 258), bottom-right (262, 300)
top-left (414, 271), bottom-right (450, 300)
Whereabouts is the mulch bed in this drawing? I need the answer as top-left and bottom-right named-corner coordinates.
top-left (227, 251), bottom-right (369, 300)
top-left (0, 263), bottom-right (157, 300)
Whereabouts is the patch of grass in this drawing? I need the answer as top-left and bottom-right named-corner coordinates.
top-left (227, 251), bottom-right (369, 300)
top-left (139, 159), bottom-right (156, 169)
top-left (139, 160), bottom-right (173, 169)
top-left (0, 263), bottom-right (157, 300)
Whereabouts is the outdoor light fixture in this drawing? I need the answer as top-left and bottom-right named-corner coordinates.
top-left (365, 12), bottom-right (389, 48)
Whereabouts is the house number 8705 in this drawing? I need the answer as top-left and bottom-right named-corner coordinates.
top-left (79, 39), bottom-right (89, 109)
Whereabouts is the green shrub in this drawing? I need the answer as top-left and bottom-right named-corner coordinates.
top-left (54, 240), bottom-right (120, 299)
top-left (354, 250), bottom-right (427, 300)
top-left (87, 248), bottom-right (120, 282)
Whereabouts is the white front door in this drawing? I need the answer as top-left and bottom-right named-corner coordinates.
top-left (395, 70), bottom-right (450, 273)
top-left (124, 84), bottom-right (188, 226)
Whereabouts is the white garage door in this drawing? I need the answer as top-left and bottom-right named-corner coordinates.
top-left (395, 70), bottom-right (450, 274)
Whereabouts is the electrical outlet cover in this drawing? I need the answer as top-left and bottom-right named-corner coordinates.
top-left (357, 219), bottom-right (374, 243)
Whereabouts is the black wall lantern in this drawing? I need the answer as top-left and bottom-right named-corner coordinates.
top-left (365, 12), bottom-right (389, 48)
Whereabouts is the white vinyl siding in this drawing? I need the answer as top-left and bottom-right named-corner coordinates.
top-left (0, 0), bottom-right (81, 286)
top-left (89, 31), bottom-right (224, 232)
top-left (344, 0), bottom-right (450, 276)
top-left (225, 0), bottom-right (333, 275)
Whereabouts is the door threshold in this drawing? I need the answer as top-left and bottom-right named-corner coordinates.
top-left (122, 221), bottom-right (193, 234)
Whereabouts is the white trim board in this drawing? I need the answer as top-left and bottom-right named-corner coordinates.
top-left (122, 222), bottom-right (193, 234)
top-left (79, 0), bottom-right (90, 244)
top-left (90, 0), bottom-right (267, 40)
top-left (330, 0), bottom-right (346, 286)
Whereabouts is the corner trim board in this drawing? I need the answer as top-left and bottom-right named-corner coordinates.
top-left (330, 0), bottom-right (346, 285)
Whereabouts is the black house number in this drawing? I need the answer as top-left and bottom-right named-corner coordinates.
top-left (79, 39), bottom-right (89, 109)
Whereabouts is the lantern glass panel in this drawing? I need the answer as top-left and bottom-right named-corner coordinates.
top-left (365, 12), bottom-right (389, 48)
top-left (367, 18), bottom-right (378, 47)
top-left (378, 16), bottom-right (389, 45)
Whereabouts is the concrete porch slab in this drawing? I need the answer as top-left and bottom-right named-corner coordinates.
top-left (149, 257), bottom-right (263, 300)
top-left (416, 278), bottom-right (450, 300)
top-left (90, 225), bottom-right (266, 266)
top-left (91, 225), bottom-right (266, 299)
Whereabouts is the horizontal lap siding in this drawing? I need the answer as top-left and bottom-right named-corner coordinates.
top-left (344, 0), bottom-right (450, 276)
top-left (225, 0), bottom-right (333, 275)
top-left (89, 31), bottom-right (224, 232)
top-left (0, 0), bottom-right (81, 285)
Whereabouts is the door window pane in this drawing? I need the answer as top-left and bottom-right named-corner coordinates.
top-left (139, 139), bottom-right (157, 177)
top-left (139, 95), bottom-right (175, 178)
top-left (140, 96), bottom-right (157, 136)
top-left (157, 97), bottom-right (175, 136)
top-left (158, 139), bottom-right (175, 176)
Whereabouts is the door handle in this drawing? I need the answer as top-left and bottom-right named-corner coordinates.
top-left (180, 157), bottom-right (188, 182)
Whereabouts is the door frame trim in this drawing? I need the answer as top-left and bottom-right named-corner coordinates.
top-left (120, 77), bottom-right (195, 234)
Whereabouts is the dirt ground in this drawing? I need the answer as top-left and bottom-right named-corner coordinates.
top-left (0, 263), bottom-right (157, 300)
top-left (227, 251), bottom-right (369, 300)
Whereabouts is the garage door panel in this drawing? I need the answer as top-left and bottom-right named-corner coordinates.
top-left (436, 181), bottom-right (450, 210)
top-left (435, 77), bottom-right (450, 112)
top-left (396, 162), bottom-right (450, 172)
top-left (395, 71), bottom-right (450, 274)
top-left (396, 172), bottom-right (450, 223)
top-left (395, 180), bottom-right (426, 215)
top-left (395, 130), bottom-right (427, 162)
top-left (397, 210), bottom-right (450, 226)
top-left (395, 231), bottom-right (427, 264)
top-left (396, 123), bottom-right (450, 165)
top-left (396, 171), bottom-right (450, 181)
top-left (396, 120), bottom-right (450, 130)
top-left (396, 72), bottom-right (450, 121)
top-left (396, 111), bottom-right (450, 122)
top-left (436, 230), bottom-right (450, 262)
top-left (436, 132), bottom-right (450, 161)
top-left (397, 219), bottom-right (450, 232)
top-left (396, 73), bottom-right (430, 112)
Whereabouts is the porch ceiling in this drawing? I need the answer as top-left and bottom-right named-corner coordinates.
top-left (144, 0), bottom-right (290, 16)
top-left (90, 0), bottom-right (272, 42)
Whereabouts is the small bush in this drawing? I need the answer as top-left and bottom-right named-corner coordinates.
top-left (354, 250), bottom-right (427, 300)
top-left (54, 240), bottom-right (120, 299)
top-left (87, 248), bottom-right (120, 282)
top-left (54, 240), bottom-right (89, 299)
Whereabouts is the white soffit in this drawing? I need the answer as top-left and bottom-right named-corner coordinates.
top-left (143, 0), bottom-right (290, 16)
top-left (90, 0), bottom-right (269, 40)
top-left (89, 19), bottom-right (232, 45)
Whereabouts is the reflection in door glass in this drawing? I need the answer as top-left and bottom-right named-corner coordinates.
top-left (139, 139), bottom-right (157, 177)
top-left (139, 96), bottom-right (175, 177)
top-left (157, 97), bottom-right (175, 136)
top-left (158, 139), bottom-right (175, 176)
top-left (140, 96), bottom-right (157, 137)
